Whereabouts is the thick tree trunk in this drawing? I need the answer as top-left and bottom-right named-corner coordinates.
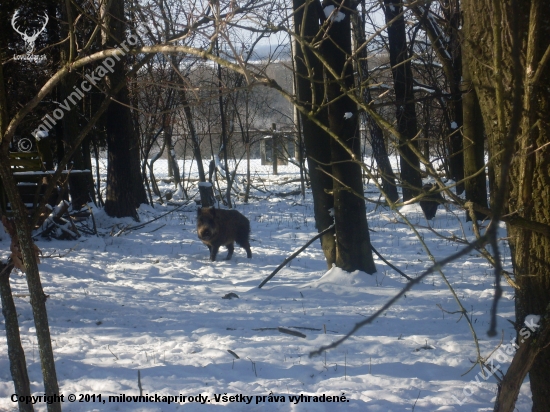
top-left (293, 0), bottom-right (336, 267)
top-left (321, 0), bottom-right (376, 273)
top-left (463, 1), bottom-right (550, 410)
top-left (103, 0), bottom-right (147, 219)
top-left (384, 0), bottom-right (422, 201)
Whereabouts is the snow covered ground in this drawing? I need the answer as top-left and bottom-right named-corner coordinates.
top-left (0, 160), bottom-right (531, 411)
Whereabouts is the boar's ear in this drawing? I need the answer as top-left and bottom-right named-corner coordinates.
top-left (209, 207), bottom-right (216, 216)
top-left (197, 207), bottom-right (202, 216)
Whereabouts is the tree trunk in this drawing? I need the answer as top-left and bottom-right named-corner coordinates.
top-left (445, 0), bottom-right (464, 195)
top-left (411, 1), bottom-right (464, 193)
top-left (293, 0), bottom-right (336, 267)
top-left (321, 0), bottom-right (376, 273)
top-left (103, 0), bottom-right (147, 219)
top-left (0, 58), bottom-right (61, 412)
top-left (0, 262), bottom-right (33, 412)
top-left (463, 1), bottom-right (550, 410)
top-left (163, 123), bottom-right (181, 192)
top-left (180, 93), bottom-right (205, 182)
top-left (60, 72), bottom-right (94, 209)
top-left (354, 2), bottom-right (398, 203)
top-left (215, 40), bottom-right (232, 207)
top-left (180, 87), bottom-right (213, 206)
top-left (61, 0), bottom-right (94, 210)
top-left (461, 57), bottom-right (487, 220)
top-left (384, 0), bottom-right (422, 201)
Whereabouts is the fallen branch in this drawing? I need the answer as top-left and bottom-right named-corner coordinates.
top-left (35, 201), bottom-right (79, 240)
top-left (277, 327), bottom-right (306, 339)
top-left (270, 190), bottom-right (302, 198)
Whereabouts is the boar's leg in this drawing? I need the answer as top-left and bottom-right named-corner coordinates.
top-left (243, 241), bottom-right (252, 258)
top-left (236, 233), bottom-right (252, 259)
top-left (225, 243), bottom-right (234, 260)
top-left (210, 244), bottom-right (220, 261)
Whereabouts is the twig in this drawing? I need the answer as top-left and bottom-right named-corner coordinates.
top-left (258, 224), bottom-right (335, 288)
top-left (113, 201), bottom-right (191, 236)
top-left (145, 224), bottom-right (166, 233)
top-left (412, 390), bottom-right (421, 411)
top-left (107, 345), bottom-right (118, 360)
top-left (41, 242), bottom-right (81, 259)
top-left (371, 245), bottom-right (413, 281)
top-left (86, 204), bottom-right (98, 235)
top-left (247, 357), bottom-right (257, 377)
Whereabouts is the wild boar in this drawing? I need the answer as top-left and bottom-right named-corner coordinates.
top-left (197, 207), bottom-right (252, 261)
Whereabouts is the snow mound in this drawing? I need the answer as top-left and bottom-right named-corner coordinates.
top-left (303, 266), bottom-right (377, 291)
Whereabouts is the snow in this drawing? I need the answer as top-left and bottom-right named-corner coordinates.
top-left (0, 159), bottom-right (531, 411)
top-left (413, 86), bottom-right (436, 94)
top-left (323, 5), bottom-right (345, 23)
top-left (34, 130), bottom-right (49, 140)
top-left (451, 121), bottom-right (458, 130)
top-left (343, 112), bottom-right (353, 120)
top-left (524, 314), bottom-right (540, 328)
top-left (212, 155), bottom-right (227, 179)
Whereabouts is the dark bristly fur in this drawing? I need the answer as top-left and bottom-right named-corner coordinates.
top-left (197, 207), bottom-right (252, 261)
top-left (419, 183), bottom-right (444, 220)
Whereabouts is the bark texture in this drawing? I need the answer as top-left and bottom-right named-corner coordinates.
top-left (384, 0), bottom-right (422, 201)
top-left (0, 262), bottom-right (33, 412)
top-left (1, 57), bottom-right (60, 412)
top-left (463, 1), bottom-right (550, 410)
top-left (103, 0), bottom-right (147, 219)
top-left (321, 0), bottom-right (376, 273)
top-left (461, 58), bottom-right (488, 220)
top-left (293, 0), bottom-right (336, 267)
top-left (354, 2), bottom-right (398, 203)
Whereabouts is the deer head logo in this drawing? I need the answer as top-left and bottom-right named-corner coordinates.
top-left (11, 10), bottom-right (49, 56)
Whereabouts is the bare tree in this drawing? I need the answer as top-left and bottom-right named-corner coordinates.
top-left (102, 0), bottom-right (148, 219)
top-left (383, 0), bottom-right (422, 201)
top-left (463, 0), bottom-right (550, 410)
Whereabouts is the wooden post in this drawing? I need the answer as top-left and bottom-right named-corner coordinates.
top-left (272, 123), bottom-right (278, 175)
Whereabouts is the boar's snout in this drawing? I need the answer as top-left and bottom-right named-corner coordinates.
top-left (198, 227), bottom-right (213, 240)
